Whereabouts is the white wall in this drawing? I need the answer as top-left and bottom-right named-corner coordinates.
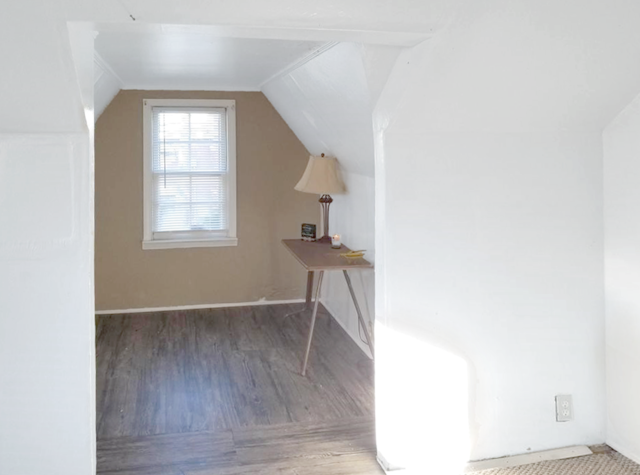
top-left (0, 7), bottom-right (96, 475)
top-left (373, 4), bottom-right (622, 464)
top-left (376, 127), bottom-right (606, 464)
top-left (367, 0), bottom-right (640, 467)
top-left (604, 94), bottom-right (640, 464)
top-left (0, 134), bottom-right (95, 475)
top-left (263, 42), bottom-right (397, 354)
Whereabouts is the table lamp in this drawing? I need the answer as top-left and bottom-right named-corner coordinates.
top-left (295, 154), bottom-right (346, 243)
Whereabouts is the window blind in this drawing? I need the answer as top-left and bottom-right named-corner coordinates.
top-left (151, 107), bottom-right (228, 235)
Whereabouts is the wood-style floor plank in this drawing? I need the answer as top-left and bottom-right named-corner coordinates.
top-left (97, 417), bottom-right (382, 475)
top-left (97, 430), bottom-right (236, 473)
top-left (182, 453), bottom-right (384, 475)
top-left (232, 416), bottom-right (376, 465)
top-left (96, 304), bottom-right (374, 439)
top-left (96, 304), bottom-right (378, 474)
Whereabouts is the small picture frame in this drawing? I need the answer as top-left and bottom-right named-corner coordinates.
top-left (301, 223), bottom-right (317, 242)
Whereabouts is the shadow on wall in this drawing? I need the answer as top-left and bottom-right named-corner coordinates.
top-left (375, 321), bottom-right (472, 474)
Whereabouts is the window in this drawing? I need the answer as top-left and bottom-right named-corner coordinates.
top-left (142, 99), bottom-right (237, 250)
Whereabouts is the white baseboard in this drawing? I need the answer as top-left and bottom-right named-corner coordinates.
top-left (95, 298), bottom-right (305, 315)
top-left (465, 445), bottom-right (593, 472)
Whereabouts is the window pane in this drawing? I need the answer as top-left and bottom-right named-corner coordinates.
top-left (154, 203), bottom-right (227, 232)
top-left (191, 202), bottom-right (226, 231)
top-left (190, 112), bottom-right (222, 139)
top-left (151, 106), bottom-right (229, 234)
top-left (153, 174), bottom-right (227, 232)
top-left (152, 108), bottom-right (227, 173)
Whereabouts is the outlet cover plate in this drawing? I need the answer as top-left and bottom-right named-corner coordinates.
top-left (556, 394), bottom-right (573, 422)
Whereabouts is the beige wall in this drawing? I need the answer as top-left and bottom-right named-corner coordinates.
top-left (95, 90), bottom-right (318, 311)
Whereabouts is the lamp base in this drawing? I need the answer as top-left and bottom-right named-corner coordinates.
top-left (319, 194), bottom-right (333, 244)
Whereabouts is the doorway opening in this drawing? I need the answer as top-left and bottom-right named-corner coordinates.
top-left (93, 24), bottom-right (381, 474)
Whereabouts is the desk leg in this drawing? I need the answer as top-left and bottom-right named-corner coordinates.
top-left (301, 270), bottom-right (324, 376)
top-left (284, 271), bottom-right (315, 320)
top-left (343, 270), bottom-right (374, 358)
top-left (304, 271), bottom-right (314, 308)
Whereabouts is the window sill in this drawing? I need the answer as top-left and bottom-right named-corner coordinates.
top-left (142, 237), bottom-right (238, 250)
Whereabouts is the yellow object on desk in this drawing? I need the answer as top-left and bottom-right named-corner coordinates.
top-left (340, 250), bottom-right (366, 259)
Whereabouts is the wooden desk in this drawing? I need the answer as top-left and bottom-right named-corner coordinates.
top-left (282, 239), bottom-right (374, 376)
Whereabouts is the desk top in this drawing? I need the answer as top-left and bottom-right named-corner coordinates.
top-left (282, 239), bottom-right (373, 271)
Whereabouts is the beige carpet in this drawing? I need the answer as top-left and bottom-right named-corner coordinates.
top-left (469, 447), bottom-right (640, 475)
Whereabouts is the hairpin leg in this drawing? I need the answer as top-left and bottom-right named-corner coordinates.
top-left (343, 270), bottom-right (374, 358)
top-left (301, 270), bottom-right (324, 376)
top-left (283, 271), bottom-right (314, 320)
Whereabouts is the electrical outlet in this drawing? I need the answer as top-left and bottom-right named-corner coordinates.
top-left (556, 394), bottom-right (573, 422)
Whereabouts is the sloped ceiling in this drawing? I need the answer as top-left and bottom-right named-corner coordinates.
top-left (262, 42), bottom-right (401, 178)
top-left (94, 53), bottom-right (123, 120)
top-left (94, 30), bottom-right (326, 91)
top-left (376, 1), bottom-right (640, 133)
top-left (92, 30), bottom-right (337, 121)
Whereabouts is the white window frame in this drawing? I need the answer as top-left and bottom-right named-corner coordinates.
top-left (142, 98), bottom-right (237, 250)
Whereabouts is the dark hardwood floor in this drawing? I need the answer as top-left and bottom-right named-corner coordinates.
top-left (96, 303), bottom-right (382, 474)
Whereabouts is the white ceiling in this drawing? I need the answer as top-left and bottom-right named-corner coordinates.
top-left (94, 29), bottom-right (328, 91)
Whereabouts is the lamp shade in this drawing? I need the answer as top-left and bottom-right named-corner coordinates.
top-left (294, 155), bottom-right (346, 195)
